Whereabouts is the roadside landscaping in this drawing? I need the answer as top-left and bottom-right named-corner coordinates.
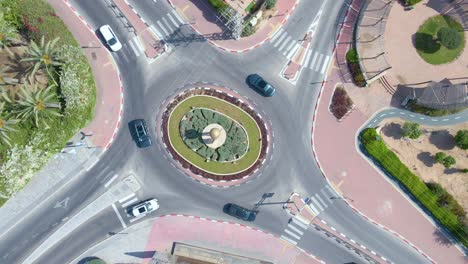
top-left (361, 127), bottom-right (468, 247)
top-left (415, 15), bottom-right (465, 65)
top-left (408, 100), bottom-right (465, 117)
top-left (345, 49), bottom-right (366, 87)
top-left (167, 94), bottom-right (262, 175)
top-left (329, 85), bottom-right (353, 120)
top-left (0, 0), bottom-right (96, 206)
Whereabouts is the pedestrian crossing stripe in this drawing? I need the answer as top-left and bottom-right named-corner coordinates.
top-left (270, 28), bottom-right (284, 43)
top-left (128, 40), bottom-right (140, 56)
top-left (273, 32), bottom-right (287, 47)
top-left (315, 193), bottom-right (328, 208)
top-left (283, 40), bottom-right (296, 55)
top-left (311, 196), bottom-right (324, 211)
top-left (286, 43), bottom-right (300, 60)
top-left (162, 17), bottom-right (174, 32)
top-left (320, 55), bottom-right (330, 74)
top-left (167, 13), bottom-right (179, 27)
top-left (288, 223), bottom-right (304, 235)
top-left (309, 52), bottom-right (318, 69)
top-left (308, 202), bottom-right (320, 215)
top-left (315, 53), bottom-right (324, 72)
top-left (172, 10), bottom-right (185, 24)
top-left (157, 20), bottom-right (169, 36)
top-left (281, 235), bottom-right (298, 245)
top-left (278, 35), bottom-right (291, 51)
top-left (303, 49), bottom-right (312, 67)
top-left (284, 228), bottom-right (301, 240)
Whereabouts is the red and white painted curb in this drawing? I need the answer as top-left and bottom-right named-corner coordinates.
top-left (62, 0), bottom-right (125, 151)
top-left (166, 0), bottom-right (300, 53)
top-left (308, 0), bottom-right (436, 263)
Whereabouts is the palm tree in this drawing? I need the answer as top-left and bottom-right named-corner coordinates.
top-left (0, 101), bottom-right (19, 146)
top-left (13, 83), bottom-right (62, 128)
top-left (21, 36), bottom-right (61, 83)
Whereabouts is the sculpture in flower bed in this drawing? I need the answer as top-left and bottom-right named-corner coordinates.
top-left (180, 108), bottom-right (248, 162)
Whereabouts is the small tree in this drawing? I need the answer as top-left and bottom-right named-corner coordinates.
top-left (454, 129), bottom-right (467, 150)
top-left (434, 152), bottom-right (456, 168)
top-left (265, 0), bottom-right (277, 10)
top-left (402, 122), bottom-right (422, 139)
top-left (437, 27), bottom-right (462, 49)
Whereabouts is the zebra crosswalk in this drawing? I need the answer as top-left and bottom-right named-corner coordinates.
top-left (150, 10), bottom-right (184, 40)
top-left (281, 217), bottom-right (309, 245)
top-left (270, 28), bottom-right (331, 74)
top-left (306, 185), bottom-right (336, 216)
top-left (114, 193), bottom-right (146, 224)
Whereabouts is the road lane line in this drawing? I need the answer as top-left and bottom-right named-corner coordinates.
top-left (121, 197), bottom-right (138, 208)
top-left (316, 193), bottom-right (328, 208)
top-left (112, 203), bottom-right (127, 229)
top-left (288, 223), bottom-right (304, 235)
top-left (281, 235), bottom-right (298, 245)
top-left (128, 40), bottom-right (140, 57)
top-left (129, 215), bottom-right (145, 223)
top-left (133, 37), bottom-right (144, 52)
top-left (320, 55), bottom-right (330, 74)
top-left (157, 20), bottom-right (169, 36)
top-left (118, 193), bottom-right (135, 204)
top-left (284, 228), bottom-right (301, 240)
top-left (292, 217), bottom-right (308, 229)
top-left (104, 174), bottom-right (118, 188)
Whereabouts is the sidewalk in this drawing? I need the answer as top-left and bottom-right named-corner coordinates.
top-left (312, 1), bottom-right (467, 263)
top-left (0, 0), bottom-right (123, 233)
top-left (168, 0), bottom-right (299, 52)
top-left (74, 215), bottom-right (323, 264)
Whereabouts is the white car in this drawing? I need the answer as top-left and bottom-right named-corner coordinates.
top-left (131, 199), bottom-right (159, 217)
top-left (99, 25), bottom-right (122, 51)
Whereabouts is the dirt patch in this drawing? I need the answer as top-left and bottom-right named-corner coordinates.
top-left (380, 118), bottom-right (468, 217)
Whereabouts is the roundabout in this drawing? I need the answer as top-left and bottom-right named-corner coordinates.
top-left (160, 85), bottom-right (270, 182)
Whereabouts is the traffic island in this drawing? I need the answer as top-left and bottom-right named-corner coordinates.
top-left (160, 86), bottom-right (270, 184)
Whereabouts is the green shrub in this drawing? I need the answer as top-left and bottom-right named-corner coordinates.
top-left (402, 122), bottom-right (422, 139)
top-left (434, 152), bottom-right (456, 168)
top-left (346, 49), bottom-right (359, 63)
top-left (242, 24), bottom-right (255, 37)
top-left (407, 100), bottom-right (465, 117)
top-left (208, 0), bottom-right (228, 12)
top-left (437, 27), bottom-right (462, 49)
top-left (434, 152), bottom-right (446, 163)
top-left (405, 0), bottom-right (423, 5)
top-left (361, 128), bottom-right (468, 247)
top-left (265, 0), bottom-right (277, 10)
top-left (454, 129), bottom-right (468, 150)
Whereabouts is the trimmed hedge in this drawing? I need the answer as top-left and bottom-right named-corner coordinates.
top-left (345, 49), bottom-right (366, 87)
top-left (361, 128), bottom-right (468, 247)
top-left (407, 100), bottom-right (465, 117)
top-left (207, 0), bottom-right (228, 12)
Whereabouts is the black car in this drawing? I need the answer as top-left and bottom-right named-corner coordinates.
top-left (247, 74), bottom-right (276, 97)
top-left (131, 119), bottom-right (152, 148)
top-left (223, 203), bottom-right (256, 221)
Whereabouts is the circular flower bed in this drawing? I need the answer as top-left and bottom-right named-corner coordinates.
top-left (180, 108), bottom-right (248, 162)
top-left (161, 87), bottom-right (269, 181)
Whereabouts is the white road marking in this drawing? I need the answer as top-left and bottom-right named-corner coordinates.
top-left (104, 174), bottom-right (118, 188)
top-left (315, 53), bottom-right (324, 72)
top-left (320, 55), bottom-right (330, 74)
top-left (311, 197), bottom-right (324, 211)
top-left (162, 17), bottom-right (174, 32)
top-left (172, 10), bottom-right (184, 24)
top-left (308, 201), bottom-right (320, 215)
top-left (292, 217), bottom-right (308, 229)
top-left (118, 193), bottom-right (136, 204)
top-left (320, 188), bottom-right (329, 199)
top-left (119, 49), bottom-right (130, 62)
top-left (278, 36), bottom-right (292, 52)
top-left (442, 118), bottom-right (449, 121)
top-left (129, 214), bottom-right (145, 223)
top-left (286, 43), bottom-right (300, 60)
top-left (128, 40), bottom-right (140, 56)
top-left (454, 116), bottom-right (461, 119)
top-left (288, 223), bottom-right (304, 235)
top-left (121, 197), bottom-right (138, 208)
top-left (315, 193), bottom-right (328, 208)
top-left (284, 228), bottom-right (301, 240)
top-left (303, 49), bottom-right (312, 67)
top-left (420, 117), bottom-right (425, 120)
top-left (283, 40), bottom-right (296, 56)
top-left (150, 25), bottom-right (163, 40)
top-left (325, 185), bottom-right (336, 196)
top-left (270, 28), bottom-right (284, 43)
top-left (409, 114), bottom-right (415, 117)
top-left (309, 51), bottom-right (318, 69)
top-left (112, 203), bottom-right (127, 229)
top-left (157, 20), bottom-right (169, 36)
top-left (167, 13), bottom-right (180, 27)
top-left (273, 32), bottom-right (287, 47)
top-left (133, 37), bottom-right (144, 52)
top-left (399, 112), bottom-right (406, 115)
top-left (281, 235), bottom-right (298, 245)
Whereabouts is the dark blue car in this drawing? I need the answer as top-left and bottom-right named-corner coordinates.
top-left (223, 203), bottom-right (256, 221)
top-left (247, 74), bottom-right (276, 97)
top-left (132, 119), bottom-right (152, 148)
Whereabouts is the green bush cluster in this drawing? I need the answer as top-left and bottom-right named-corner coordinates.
top-left (207, 0), bottom-right (228, 12)
top-left (361, 128), bottom-right (468, 247)
top-left (454, 129), bottom-right (468, 150)
top-left (402, 122), bottom-right (422, 139)
top-left (434, 152), bottom-right (456, 168)
top-left (437, 27), bottom-right (463, 49)
top-left (405, 0), bottom-right (423, 5)
top-left (180, 108), bottom-right (248, 162)
top-left (407, 100), bottom-right (465, 117)
top-left (426, 182), bottom-right (466, 220)
top-left (345, 49), bottom-right (366, 87)
top-left (265, 0), bottom-right (277, 10)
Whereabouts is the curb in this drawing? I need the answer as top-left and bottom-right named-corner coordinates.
top-left (166, 0), bottom-right (300, 53)
top-left (62, 0), bottom-right (125, 152)
top-left (309, 1), bottom-right (437, 263)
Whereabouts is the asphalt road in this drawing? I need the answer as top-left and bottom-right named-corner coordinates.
top-left (0, 0), bottom-right (440, 264)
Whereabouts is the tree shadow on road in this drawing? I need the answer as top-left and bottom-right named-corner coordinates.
top-left (125, 250), bottom-right (156, 259)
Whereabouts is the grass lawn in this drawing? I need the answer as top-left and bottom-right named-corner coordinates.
top-left (168, 96), bottom-right (262, 175)
top-left (415, 15), bottom-right (465, 65)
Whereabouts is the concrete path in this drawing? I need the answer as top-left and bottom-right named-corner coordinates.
top-left (73, 215), bottom-right (324, 264)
